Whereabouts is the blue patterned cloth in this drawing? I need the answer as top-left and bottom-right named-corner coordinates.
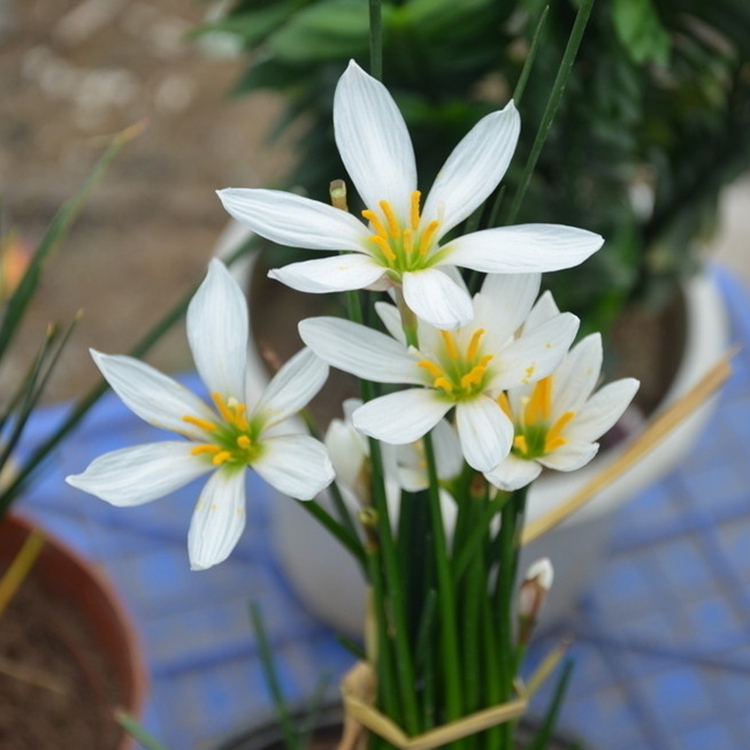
top-left (14, 266), bottom-right (750, 750)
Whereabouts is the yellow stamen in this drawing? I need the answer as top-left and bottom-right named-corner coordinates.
top-left (212, 393), bottom-right (235, 424)
top-left (440, 330), bottom-right (460, 361)
top-left (232, 403), bottom-right (249, 431)
top-left (418, 220), bottom-right (440, 255)
top-left (544, 410), bottom-right (576, 453)
top-left (379, 200), bottom-right (401, 239)
top-left (237, 435), bottom-right (252, 450)
top-left (403, 228), bottom-right (414, 255)
top-left (514, 435), bottom-right (529, 455)
top-left (362, 209), bottom-right (388, 239)
top-left (467, 328), bottom-right (486, 361)
top-left (369, 234), bottom-right (396, 261)
top-left (525, 376), bottom-right (553, 424)
top-left (497, 392), bottom-right (514, 420)
top-left (410, 190), bottom-right (421, 231)
top-left (417, 359), bottom-right (444, 378)
top-left (183, 415), bottom-right (217, 432)
top-left (460, 366), bottom-right (485, 389)
top-left (212, 451), bottom-right (232, 466)
top-left (434, 376), bottom-right (454, 392)
top-left (191, 444), bottom-right (221, 456)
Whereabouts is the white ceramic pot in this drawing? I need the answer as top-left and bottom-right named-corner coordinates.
top-left (217, 221), bottom-right (730, 638)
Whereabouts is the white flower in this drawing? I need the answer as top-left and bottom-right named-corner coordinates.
top-left (485, 323), bottom-right (640, 491)
top-left (217, 60), bottom-right (603, 330)
top-left (66, 259), bottom-right (334, 570)
top-left (300, 273), bottom-right (579, 473)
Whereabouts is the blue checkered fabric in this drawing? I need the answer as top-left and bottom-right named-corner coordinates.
top-left (14, 265), bottom-right (750, 750)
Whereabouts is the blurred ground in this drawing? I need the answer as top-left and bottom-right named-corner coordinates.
top-left (0, 0), bottom-right (294, 404)
top-left (0, 0), bottom-right (748, 408)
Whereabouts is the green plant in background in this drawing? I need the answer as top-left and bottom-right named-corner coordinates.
top-left (201, 0), bottom-right (750, 341)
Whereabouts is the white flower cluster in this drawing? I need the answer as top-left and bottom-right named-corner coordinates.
top-left (67, 61), bottom-right (637, 570)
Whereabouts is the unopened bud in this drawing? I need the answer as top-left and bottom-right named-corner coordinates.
top-left (518, 558), bottom-right (554, 645)
top-left (330, 179), bottom-right (348, 211)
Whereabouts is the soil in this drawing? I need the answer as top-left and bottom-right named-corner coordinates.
top-left (0, 578), bottom-right (124, 750)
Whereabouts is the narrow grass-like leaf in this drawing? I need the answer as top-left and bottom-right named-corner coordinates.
top-left (512, 5), bottom-right (550, 105)
top-left (114, 710), bottom-right (171, 750)
top-left (0, 121), bottom-right (147, 361)
top-left (527, 659), bottom-right (575, 750)
top-left (250, 601), bottom-right (302, 750)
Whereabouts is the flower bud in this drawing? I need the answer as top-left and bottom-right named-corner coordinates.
top-left (518, 558), bottom-right (554, 645)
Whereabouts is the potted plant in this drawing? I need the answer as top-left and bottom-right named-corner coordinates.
top-left (0, 125), bottom-right (147, 748)
top-left (63, 4), bottom-right (733, 742)
top-left (197, 0), bottom-right (741, 632)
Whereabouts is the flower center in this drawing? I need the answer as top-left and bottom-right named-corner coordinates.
top-left (417, 328), bottom-right (493, 401)
top-left (362, 190), bottom-right (442, 275)
top-left (183, 393), bottom-right (260, 467)
top-left (498, 376), bottom-right (576, 460)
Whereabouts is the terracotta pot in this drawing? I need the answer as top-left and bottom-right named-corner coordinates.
top-left (216, 221), bottom-right (729, 637)
top-left (0, 514), bottom-right (147, 750)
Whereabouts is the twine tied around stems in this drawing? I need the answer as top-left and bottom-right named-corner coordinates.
top-left (338, 661), bottom-right (528, 750)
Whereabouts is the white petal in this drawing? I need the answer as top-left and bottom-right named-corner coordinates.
top-left (538, 442), bottom-right (599, 472)
top-left (188, 469), bottom-right (247, 570)
top-left (567, 378), bottom-right (640, 444)
top-left (325, 419), bottom-right (368, 496)
top-left (485, 454), bottom-right (542, 492)
top-left (524, 290), bottom-right (561, 332)
top-left (66, 442), bottom-right (210, 506)
top-left (187, 259), bottom-right (248, 399)
top-left (353, 389), bottom-right (452, 444)
top-left (299, 317), bottom-right (420, 383)
top-left (217, 188), bottom-right (370, 252)
top-left (333, 60), bottom-right (417, 221)
top-left (431, 419), bottom-right (464, 480)
top-left (268, 253), bottom-right (386, 293)
top-left (552, 334), bottom-right (603, 414)
top-left (91, 351), bottom-right (215, 438)
top-left (474, 273), bottom-right (541, 343)
top-left (488, 313), bottom-right (579, 391)
top-left (402, 268), bottom-right (474, 330)
top-left (374, 300), bottom-right (406, 344)
top-left (254, 348), bottom-right (328, 428)
top-left (422, 101), bottom-right (520, 235)
top-left (446, 224), bottom-right (604, 273)
top-left (455, 397), bottom-right (513, 472)
top-left (253, 434), bottom-right (334, 499)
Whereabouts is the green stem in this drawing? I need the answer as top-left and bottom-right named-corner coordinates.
top-left (298, 499), bottom-right (365, 568)
top-left (423, 433), bottom-right (462, 724)
top-left (512, 5), bottom-right (550, 106)
top-left (369, 0), bottom-right (383, 81)
top-left (505, 0), bottom-right (595, 225)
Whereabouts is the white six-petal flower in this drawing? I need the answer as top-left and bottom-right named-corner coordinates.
top-left (218, 60), bottom-right (604, 330)
top-left (485, 325), bottom-right (640, 492)
top-left (300, 273), bottom-right (579, 473)
top-left (66, 259), bottom-right (334, 570)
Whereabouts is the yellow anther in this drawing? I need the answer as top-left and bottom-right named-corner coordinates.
top-left (497, 392), bottom-right (513, 420)
top-left (212, 393), bottom-right (234, 423)
top-left (545, 410), bottom-right (576, 452)
top-left (191, 444), bottom-right (221, 457)
top-left (418, 220), bottom-right (440, 255)
top-left (525, 376), bottom-right (553, 425)
top-left (467, 328), bottom-right (486, 362)
top-left (237, 435), bottom-right (252, 450)
top-left (362, 209), bottom-right (388, 239)
top-left (183, 415), bottom-right (217, 432)
top-left (369, 235), bottom-right (396, 261)
top-left (410, 190), bottom-right (421, 231)
top-left (460, 363), bottom-right (487, 390)
top-left (232, 403), bottom-right (249, 431)
top-left (417, 359), bottom-right (444, 378)
top-left (434, 376), bottom-right (454, 392)
top-left (514, 435), bottom-right (529, 455)
top-left (379, 200), bottom-right (401, 239)
top-left (403, 228), bottom-right (414, 255)
top-left (440, 330), bottom-right (460, 361)
top-left (212, 451), bottom-right (232, 466)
